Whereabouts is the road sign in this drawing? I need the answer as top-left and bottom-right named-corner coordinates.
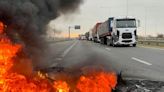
top-left (75, 25), bottom-right (80, 29)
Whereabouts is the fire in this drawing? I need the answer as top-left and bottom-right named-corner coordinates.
top-left (53, 81), bottom-right (70, 92)
top-left (76, 72), bottom-right (117, 92)
top-left (0, 21), bottom-right (4, 34)
top-left (0, 21), bottom-right (117, 92)
top-left (0, 22), bottom-right (53, 92)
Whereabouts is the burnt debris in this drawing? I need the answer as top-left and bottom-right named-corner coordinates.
top-left (115, 80), bottom-right (164, 92)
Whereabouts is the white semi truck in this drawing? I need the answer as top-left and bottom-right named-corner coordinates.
top-left (97, 17), bottom-right (139, 47)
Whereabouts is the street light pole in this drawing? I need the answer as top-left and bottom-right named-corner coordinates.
top-left (68, 25), bottom-right (80, 39)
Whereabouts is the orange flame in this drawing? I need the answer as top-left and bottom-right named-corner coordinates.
top-left (53, 81), bottom-right (70, 92)
top-left (0, 22), bottom-right (53, 92)
top-left (0, 21), bottom-right (4, 34)
top-left (76, 72), bottom-right (117, 92)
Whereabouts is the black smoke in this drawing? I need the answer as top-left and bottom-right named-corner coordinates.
top-left (0, 0), bottom-right (83, 68)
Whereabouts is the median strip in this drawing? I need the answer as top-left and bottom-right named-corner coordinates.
top-left (131, 57), bottom-right (152, 66)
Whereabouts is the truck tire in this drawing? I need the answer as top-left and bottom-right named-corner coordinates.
top-left (133, 44), bottom-right (136, 47)
top-left (107, 40), bottom-right (110, 46)
top-left (112, 39), bottom-right (116, 47)
top-left (104, 37), bottom-right (107, 45)
top-left (107, 39), bottom-right (111, 46)
top-left (100, 38), bottom-right (103, 44)
top-left (113, 44), bottom-right (116, 47)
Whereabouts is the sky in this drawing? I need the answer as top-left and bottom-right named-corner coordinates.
top-left (49, 0), bottom-right (164, 38)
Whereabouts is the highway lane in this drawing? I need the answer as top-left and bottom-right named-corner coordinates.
top-left (46, 40), bottom-right (164, 81)
top-left (35, 40), bottom-right (76, 69)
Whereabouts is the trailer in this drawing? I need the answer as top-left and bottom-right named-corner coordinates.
top-left (92, 23), bottom-right (102, 42)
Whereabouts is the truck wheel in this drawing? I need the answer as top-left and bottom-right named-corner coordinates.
top-left (100, 38), bottom-right (103, 44)
top-left (107, 42), bottom-right (110, 46)
top-left (133, 44), bottom-right (136, 47)
top-left (112, 39), bottom-right (116, 47)
top-left (107, 39), bottom-right (110, 46)
top-left (113, 44), bottom-right (116, 47)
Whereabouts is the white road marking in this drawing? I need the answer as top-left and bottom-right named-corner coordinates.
top-left (50, 58), bottom-right (62, 67)
top-left (61, 41), bottom-right (78, 57)
top-left (105, 48), bottom-right (111, 51)
top-left (131, 57), bottom-right (152, 66)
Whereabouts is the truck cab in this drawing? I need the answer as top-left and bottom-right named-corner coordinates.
top-left (110, 17), bottom-right (138, 46)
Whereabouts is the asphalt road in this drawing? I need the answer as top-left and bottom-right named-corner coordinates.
top-left (45, 40), bottom-right (164, 81)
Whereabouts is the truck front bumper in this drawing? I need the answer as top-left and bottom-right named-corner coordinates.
top-left (115, 40), bottom-right (137, 45)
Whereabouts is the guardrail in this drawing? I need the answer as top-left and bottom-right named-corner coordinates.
top-left (138, 40), bottom-right (164, 47)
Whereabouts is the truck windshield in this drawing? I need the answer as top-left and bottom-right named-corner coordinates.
top-left (116, 19), bottom-right (136, 28)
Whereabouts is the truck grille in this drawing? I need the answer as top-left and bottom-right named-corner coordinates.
top-left (122, 33), bottom-right (132, 39)
top-left (122, 40), bottom-right (132, 43)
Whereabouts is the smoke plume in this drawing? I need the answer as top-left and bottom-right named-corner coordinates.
top-left (0, 0), bottom-right (83, 69)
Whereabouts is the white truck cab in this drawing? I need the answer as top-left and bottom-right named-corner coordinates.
top-left (110, 17), bottom-right (138, 46)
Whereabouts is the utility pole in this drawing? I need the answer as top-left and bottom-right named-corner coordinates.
top-left (145, 7), bottom-right (147, 40)
top-left (126, 0), bottom-right (129, 17)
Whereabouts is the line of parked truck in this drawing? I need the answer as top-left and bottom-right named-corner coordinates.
top-left (85, 17), bottom-right (140, 47)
